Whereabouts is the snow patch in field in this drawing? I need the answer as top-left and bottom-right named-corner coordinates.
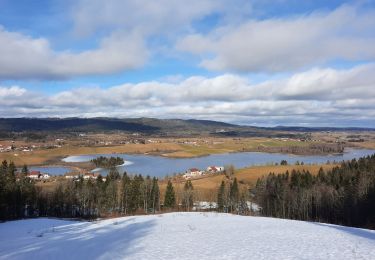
top-left (1, 213), bottom-right (375, 260)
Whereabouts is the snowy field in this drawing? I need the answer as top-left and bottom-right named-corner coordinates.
top-left (1, 212), bottom-right (375, 260)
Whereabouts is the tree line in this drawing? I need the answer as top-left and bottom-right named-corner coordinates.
top-left (254, 154), bottom-right (375, 229)
top-left (216, 177), bottom-right (252, 215)
top-left (0, 160), bottom-right (208, 221)
top-left (0, 161), bottom-right (163, 220)
top-left (3, 154), bottom-right (375, 230)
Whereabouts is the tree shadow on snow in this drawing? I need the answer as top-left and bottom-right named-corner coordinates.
top-left (3, 218), bottom-right (157, 259)
top-left (312, 222), bottom-right (375, 241)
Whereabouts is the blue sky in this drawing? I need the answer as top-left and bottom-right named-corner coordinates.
top-left (0, 0), bottom-right (374, 127)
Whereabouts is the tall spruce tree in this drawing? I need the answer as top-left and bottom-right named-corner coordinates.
top-left (217, 181), bottom-right (226, 212)
top-left (121, 173), bottom-right (131, 214)
top-left (164, 180), bottom-right (175, 209)
top-left (151, 177), bottom-right (160, 213)
top-left (230, 178), bottom-right (239, 213)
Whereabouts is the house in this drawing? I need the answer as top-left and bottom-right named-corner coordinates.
top-left (65, 173), bottom-right (80, 180)
top-left (28, 171), bottom-right (41, 179)
top-left (41, 173), bottom-right (50, 180)
top-left (83, 173), bottom-right (98, 180)
top-left (206, 166), bottom-right (224, 173)
top-left (27, 171), bottom-right (50, 180)
top-left (183, 168), bottom-right (204, 179)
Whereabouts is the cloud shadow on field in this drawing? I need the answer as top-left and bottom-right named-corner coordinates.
top-left (1, 218), bottom-right (157, 259)
top-left (312, 222), bottom-right (375, 241)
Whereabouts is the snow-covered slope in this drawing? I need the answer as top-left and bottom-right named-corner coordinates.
top-left (1, 213), bottom-right (375, 260)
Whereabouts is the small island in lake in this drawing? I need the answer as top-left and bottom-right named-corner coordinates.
top-left (91, 156), bottom-right (124, 168)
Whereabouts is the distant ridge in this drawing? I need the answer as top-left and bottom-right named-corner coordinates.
top-left (0, 118), bottom-right (373, 136)
top-left (271, 125), bottom-right (375, 132)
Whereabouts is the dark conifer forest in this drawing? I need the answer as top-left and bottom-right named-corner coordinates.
top-left (1, 154), bottom-right (375, 230)
top-left (0, 162), bottom-right (160, 220)
top-left (254, 154), bottom-right (375, 229)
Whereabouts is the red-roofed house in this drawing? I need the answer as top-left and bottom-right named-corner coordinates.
top-left (183, 168), bottom-right (204, 179)
top-left (28, 171), bottom-right (41, 179)
top-left (206, 166), bottom-right (224, 173)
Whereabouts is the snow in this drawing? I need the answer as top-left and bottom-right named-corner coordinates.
top-left (1, 213), bottom-right (375, 260)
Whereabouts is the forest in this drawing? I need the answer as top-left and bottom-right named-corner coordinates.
top-left (1, 154), bottom-right (375, 230)
top-left (254, 154), bottom-right (375, 229)
top-left (0, 159), bottom-right (248, 220)
top-left (0, 162), bottom-right (161, 220)
top-left (0, 161), bottom-right (211, 220)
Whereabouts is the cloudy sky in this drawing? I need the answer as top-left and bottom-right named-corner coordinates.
top-left (0, 0), bottom-right (374, 127)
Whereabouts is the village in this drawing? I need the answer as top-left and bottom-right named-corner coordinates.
top-left (182, 166), bottom-right (225, 179)
top-left (19, 165), bottom-right (225, 183)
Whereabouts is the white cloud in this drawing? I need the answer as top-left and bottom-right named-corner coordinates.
top-left (0, 0), bottom-right (250, 79)
top-left (1, 64), bottom-right (374, 126)
top-left (177, 5), bottom-right (375, 72)
top-left (0, 86), bottom-right (27, 97)
top-left (0, 27), bottom-right (148, 79)
top-left (2, 2), bottom-right (373, 80)
top-left (72, 0), bottom-right (222, 37)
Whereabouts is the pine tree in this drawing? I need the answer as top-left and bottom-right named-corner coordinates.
top-left (21, 164), bottom-right (29, 176)
top-left (217, 181), bottom-right (226, 212)
top-left (121, 173), bottom-right (131, 214)
top-left (230, 178), bottom-right (239, 213)
top-left (150, 177), bottom-right (160, 213)
top-left (143, 175), bottom-right (152, 213)
top-left (164, 180), bottom-right (175, 209)
top-left (0, 160), bottom-right (7, 219)
top-left (129, 175), bottom-right (142, 213)
top-left (107, 167), bottom-right (120, 181)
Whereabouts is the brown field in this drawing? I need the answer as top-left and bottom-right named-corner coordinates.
top-left (354, 141), bottom-right (375, 149)
top-left (159, 164), bottom-right (337, 202)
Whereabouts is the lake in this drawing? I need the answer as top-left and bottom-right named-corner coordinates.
top-left (28, 166), bottom-right (73, 176)
top-left (62, 148), bottom-right (375, 177)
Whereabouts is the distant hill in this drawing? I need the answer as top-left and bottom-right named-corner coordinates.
top-left (0, 118), bottom-right (373, 137)
top-left (272, 126), bottom-right (375, 132)
top-left (0, 117), bottom-right (257, 136)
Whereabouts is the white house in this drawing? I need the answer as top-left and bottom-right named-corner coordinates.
top-left (206, 166), bottom-right (224, 173)
top-left (65, 173), bottom-right (79, 180)
top-left (27, 171), bottom-right (51, 180)
top-left (83, 173), bottom-right (98, 180)
top-left (41, 173), bottom-right (50, 180)
top-left (183, 168), bottom-right (204, 179)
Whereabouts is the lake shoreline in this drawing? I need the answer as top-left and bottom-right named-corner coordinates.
top-left (59, 148), bottom-right (375, 177)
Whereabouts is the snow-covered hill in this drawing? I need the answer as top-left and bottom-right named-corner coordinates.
top-left (1, 213), bottom-right (375, 260)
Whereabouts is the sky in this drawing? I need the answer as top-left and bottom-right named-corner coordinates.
top-left (0, 0), bottom-right (374, 127)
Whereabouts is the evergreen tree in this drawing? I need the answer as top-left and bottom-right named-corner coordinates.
top-left (143, 175), bottom-right (153, 213)
top-left (21, 164), bottom-right (29, 176)
top-left (107, 167), bottom-right (120, 181)
top-left (121, 173), bottom-right (131, 214)
top-left (129, 175), bottom-right (142, 213)
top-left (150, 177), bottom-right (160, 213)
top-left (164, 180), bottom-right (175, 209)
top-left (230, 178), bottom-right (239, 212)
top-left (217, 181), bottom-right (226, 212)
